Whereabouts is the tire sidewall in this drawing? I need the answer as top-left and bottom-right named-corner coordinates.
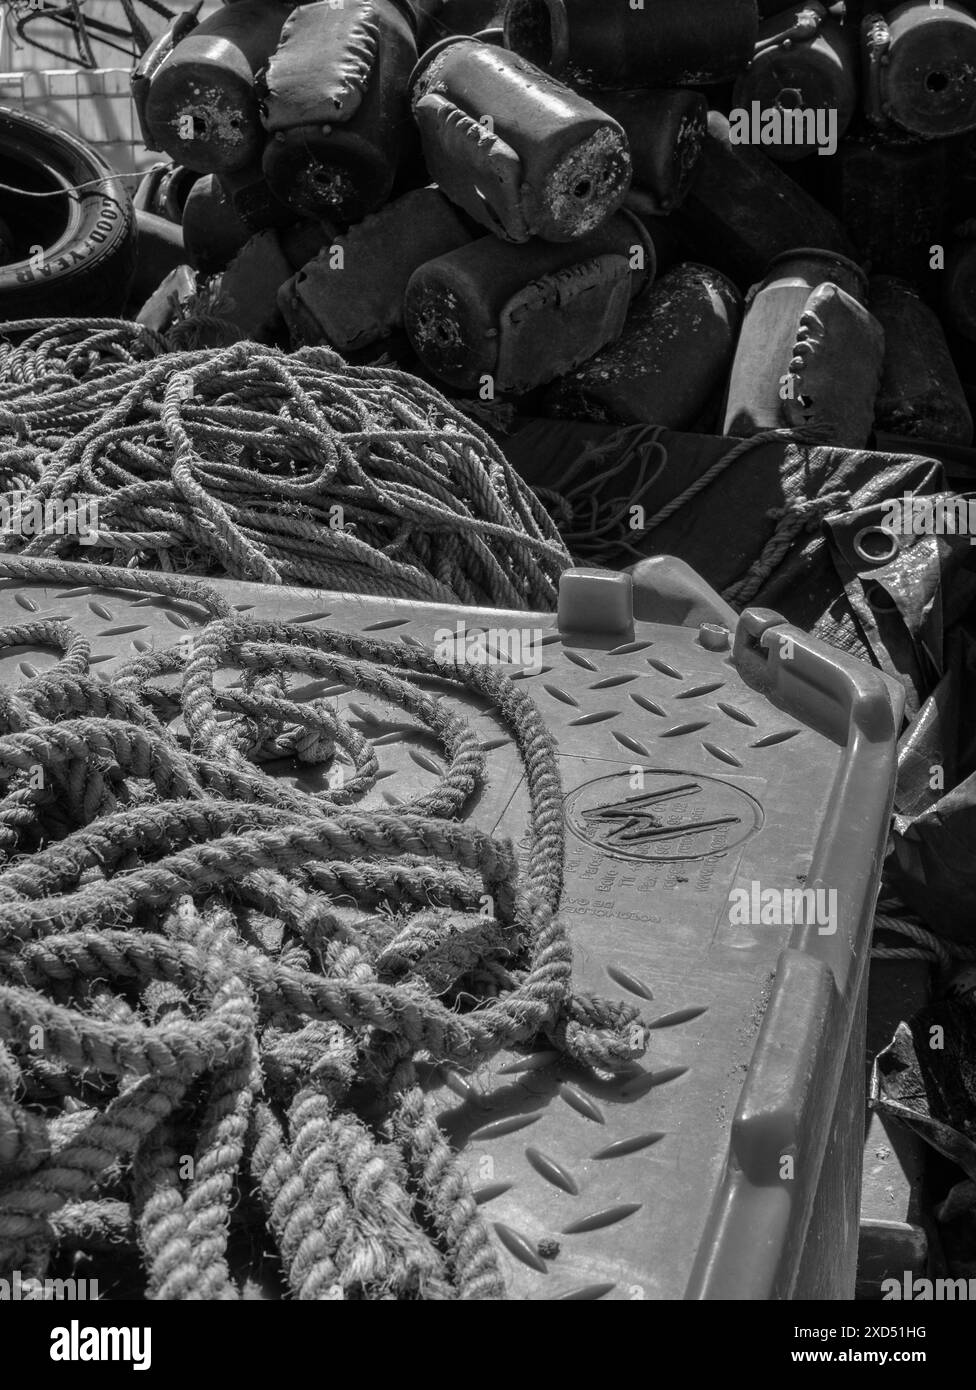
top-left (0, 105), bottom-right (137, 318)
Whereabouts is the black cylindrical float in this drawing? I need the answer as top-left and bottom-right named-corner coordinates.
top-left (181, 173), bottom-right (253, 274)
top-left (862, 2), bottom-right (976, 140)
top-left (411, 36), bottom-right (632, 242)
top-left (545, 262), bottom-right (742, 430)
top-left (672, 111), bottom-right (854, 287)
top-left (722, 248), bottom-right (884, 448)
top-left (501, 0), bottom-right (759, 89)
top-left (404, 210), bottom-right (652, 391)
top-left (732, 3), bottom-right (858, 162)
top-left (279, 186), bottom-right (474, 351)
top-left (260, 0), bottom-right (419, 222)
top-left (587, 89), bottom-right (707, 214)
top-left (871, 275), bottom-right (974, 445)
top-left (823, 132), bottom-right (948, 279)
top-left (139, 1), bottom-right (292, 174)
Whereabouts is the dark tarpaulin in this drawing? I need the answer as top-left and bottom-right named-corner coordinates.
top-left (873, 1002), bottom-right (976, 1183)
top-left (503, 418), bottom-right (976, 944)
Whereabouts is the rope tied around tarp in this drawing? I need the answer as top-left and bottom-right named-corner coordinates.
top-left (722, 489), bottom-right (853, 607)
top-left (0, 555), bottom-right (648, 1299)
top-left (0, 320), bottom-right (569, 610)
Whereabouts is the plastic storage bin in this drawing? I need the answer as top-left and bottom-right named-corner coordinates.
top-left (0, 555), bottom-right (901, 1298)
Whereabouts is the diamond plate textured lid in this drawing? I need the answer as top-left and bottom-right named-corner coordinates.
top-left (0, 556), bottom-right (901, 1299)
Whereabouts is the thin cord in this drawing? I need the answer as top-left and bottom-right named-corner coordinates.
top-left (0, 175), bottom-right (126, 199)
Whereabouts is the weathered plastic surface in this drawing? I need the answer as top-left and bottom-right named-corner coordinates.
top-left (721, 248), bottom-right (875, 441)
top-left (0, 557), bottom-right (900, 1299)
top-left (545, 262), bottom-right (742, 430)
top-left (260, 0), bottom-right (419, 221)
top-left (734, 2), bottom-right (856, 162)
top-left (403, 212), bottom-right (651, 391)
top-left (259, 0), bottom-right (410, 132)
top-left (218, 228), bottom-right (292, 342)
top-left (587, 89), bottom-right (707, 214)
top-left (862, 1), bottom-right (976, 140)
top-left (870, 275), bottom-right (974, 447)
top-left (181, 173), bottom-right (252, 274)
top-left (733, 2), bottom-right (858, 162)
top-left (280, 186), bottom-right (473, 352)
top-left (217, 162), bottom-right (294, 231)
top-left (674, 112), bottom-right (854, 288)
top-left (825, 133), bottom-right (949, 281)
top-left (140, 1), bottom-right (292, 174)
top-left (502, 0), bottom-right (758, 89)
top-left (411, 36), bottom-right (632, 243)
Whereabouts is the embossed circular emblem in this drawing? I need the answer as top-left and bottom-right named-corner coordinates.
top-left (564, 770), bottom-right (763, 862)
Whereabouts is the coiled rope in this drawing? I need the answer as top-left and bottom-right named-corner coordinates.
top-left (0, 553), bottom-right (648, 1300)
top-left (0, 319), bottom-right (569, 609)
top-left (872, 907), bottom-right (976, 970)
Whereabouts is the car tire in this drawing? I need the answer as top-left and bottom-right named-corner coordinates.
top-left (0, 105), bottom-right (137, 320)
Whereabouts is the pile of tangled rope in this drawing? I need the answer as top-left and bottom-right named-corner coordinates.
top-left (0, 319), bottom-right (568, 609)
top-left (0, 554), bottom-right (649, 1300)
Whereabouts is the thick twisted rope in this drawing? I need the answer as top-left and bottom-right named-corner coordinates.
top-left (0, 320), bottom-right (568, 609)
top-left (641, 427), bottom-right (831, 534)
top-left (722, 489), bottom-right (852, 607)
top-left (0, 555), bottom-right (648, 1299)
top-left (872, 909), bottom-right (976, 969)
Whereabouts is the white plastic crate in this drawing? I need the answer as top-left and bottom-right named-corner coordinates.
top-left (0, 1), bottom-right (225, 178)
top-left (0, 65), bottom-right (150, 177)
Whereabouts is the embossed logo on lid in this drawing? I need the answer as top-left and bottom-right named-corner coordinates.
top-left (564, 769), bottom-right (763, 862)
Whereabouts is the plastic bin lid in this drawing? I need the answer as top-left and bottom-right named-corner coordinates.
top-left (0, 557), bottom-right (900, 1299)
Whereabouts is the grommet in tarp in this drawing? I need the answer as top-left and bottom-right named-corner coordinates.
top-left (853, 525), bottom-right (901, 566)
top-left (865, 582), bottom-right (900, 614)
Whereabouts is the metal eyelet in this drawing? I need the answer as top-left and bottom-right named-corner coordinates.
top-left (865, 582), bottom-right (899, 614)
top-left (853, 525), bottom-right (900, 566)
